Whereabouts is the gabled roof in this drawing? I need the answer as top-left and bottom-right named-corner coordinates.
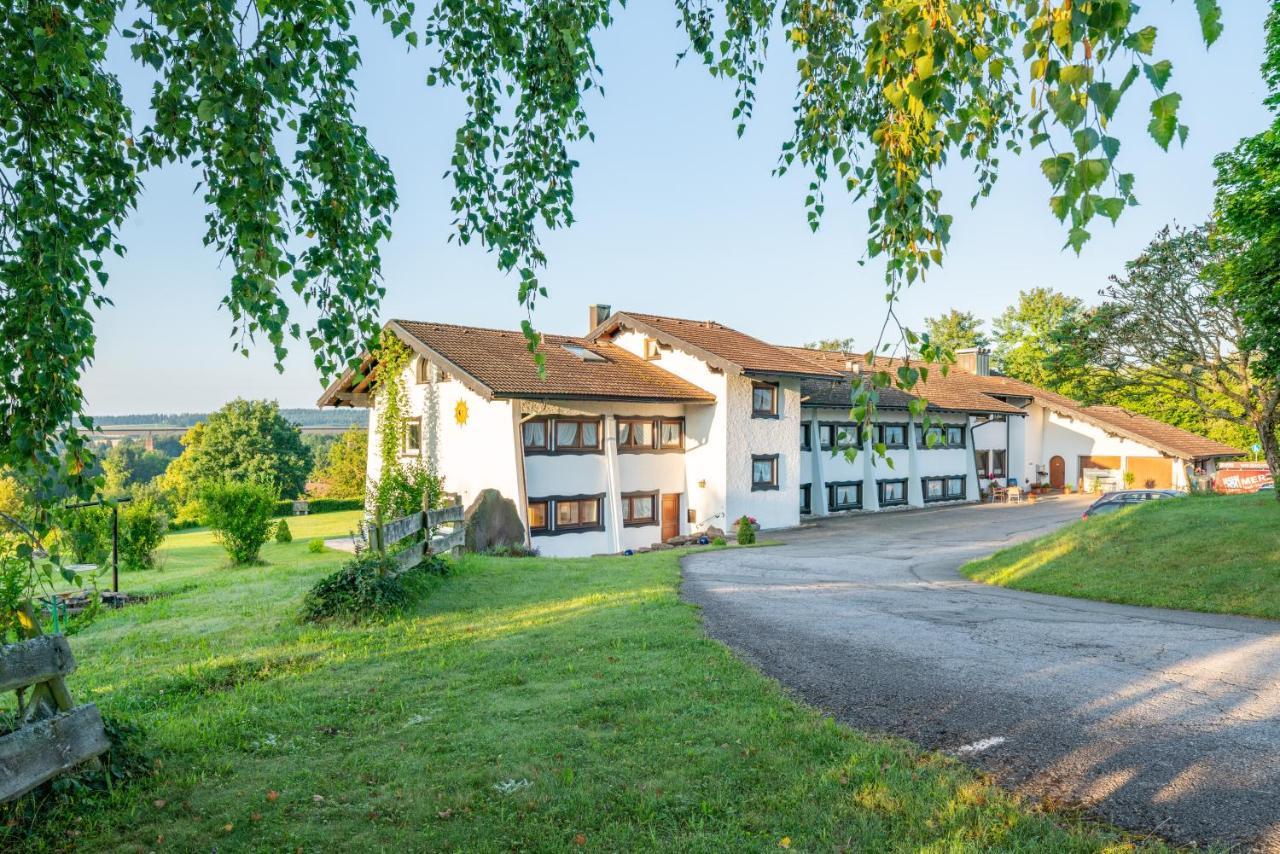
top-left (779, 346), bottom-right (1025, 416)
top-left (591, 312), bottom-right (843, 379)
top-left (318, 320), bottom-right (716, 407)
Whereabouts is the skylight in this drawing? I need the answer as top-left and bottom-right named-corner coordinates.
top-left (562, 344), bottom-right (607, 362)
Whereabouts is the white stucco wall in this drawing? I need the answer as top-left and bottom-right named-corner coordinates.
top-left (800, 409), bottom-right (982, 513)
top-left (806, 407), bottom-right (869, 506)
top-left (521, 400), bottom-right (691, 557)
top-left (725, 374), bottom-right (802, 531)
top-left (611, 329), bottom-right (729, 533)
top-left (1007, 412), bottom-right (1029, 488)
top-left (366, 355), bottom-right (521, 513)
top-left (970, 414), bottom-right (1011, 488)
top-left (912, 414), bottom-right (973, 505)
top-left (1022, 404), bottom-right (1046, 487)
top-left (1036, 405), bottom-right (1190, 490)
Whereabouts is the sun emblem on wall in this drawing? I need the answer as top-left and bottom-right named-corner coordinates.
top-left (454, 399), bottom-right (469, 426)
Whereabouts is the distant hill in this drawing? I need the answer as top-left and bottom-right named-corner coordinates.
top-left (89, 408), bottom-right (367, 430)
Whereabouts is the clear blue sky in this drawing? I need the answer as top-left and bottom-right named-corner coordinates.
top-left (84, 2), bottom-right (1273, 414)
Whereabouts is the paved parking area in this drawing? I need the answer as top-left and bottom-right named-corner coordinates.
top-left (682, 498), bottom-right (1280, 849)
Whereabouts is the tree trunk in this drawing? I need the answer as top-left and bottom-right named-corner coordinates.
top-left (1257, 407), bottom-right (1280, 502)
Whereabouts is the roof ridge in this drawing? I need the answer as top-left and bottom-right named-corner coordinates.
top-left (395, 318), bottom-right (605, 347)
top-left (621, 310), bottom-right (728, 329)
top-left (608, 310), bottom-right (843, 377)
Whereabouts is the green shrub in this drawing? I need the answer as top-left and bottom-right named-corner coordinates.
top-left (119, 491), bottom-right (169, 570)
top-left (300, 552), bottom-right (448, 622)
top-left (305, 497), bottom-right (364, 514)
top-left (274, 497), bottom-right (364, 517)
top-left (307, 538), bottom-right (326, 554)
top-left (372, 463), bottom-right (441, 521)
top-left (735, 515), bottom-right (757, 545)
top-left (170, 500), bottom-right (203, 530)
top-left (274, 519), bottom-right (292, 544)
top-left (61, 504), bottom-right (111, 565)
top-left (199, 480), bottom-right (277, 565)
top-left (712, 536), bottom-right (727, 546)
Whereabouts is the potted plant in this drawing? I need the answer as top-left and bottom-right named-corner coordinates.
top-left (735, 515), bottom-right (758, 545)
top-left (1123, 471), bottom-right (1136, 489)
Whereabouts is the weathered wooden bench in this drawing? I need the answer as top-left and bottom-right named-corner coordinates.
top-left (1, 610), bottom-right (110, 803)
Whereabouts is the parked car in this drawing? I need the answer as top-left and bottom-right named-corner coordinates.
top-left (1082, 489), bottom-right (1183, 520)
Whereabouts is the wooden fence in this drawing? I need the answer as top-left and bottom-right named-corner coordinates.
top-left (428, 504), bottom-right (466, 554)
top-left (1, 632), bottom-right (109, 803)
top-left (371, 503), bottom-right (466, 571)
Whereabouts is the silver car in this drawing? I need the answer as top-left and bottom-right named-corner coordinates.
top-left (1082, 489), bottom-right (1183, 520)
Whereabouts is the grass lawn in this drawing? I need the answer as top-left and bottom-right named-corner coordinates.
top-left (5, 512), bottom-right (1160, 851)
top-left (964, 493), bottom-right (1280, 620)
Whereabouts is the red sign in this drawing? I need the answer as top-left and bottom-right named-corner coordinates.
top-left (1215, 462), bottom-right (1274, 494)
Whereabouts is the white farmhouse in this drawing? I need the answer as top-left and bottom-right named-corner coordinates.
top-left (319, 307), bottom-right (1240, 556)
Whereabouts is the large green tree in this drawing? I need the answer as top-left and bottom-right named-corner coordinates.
top-left (1214, 3), bottom-right (1280, 491)
top-left (312, 425), bottom-right (368, 500)
top-left (1, 0), bottom-right (1225, 518)
top-left (923, 309), bottom-right (989, 354)
top-left (167, 400), bottom-right (312, 501)
top-left (992, 287), bottom-right (1088, 392)
top-left (1083, 224), bottom-right (1273, 464)
top-left (101, 439), bottom-right (172, 496)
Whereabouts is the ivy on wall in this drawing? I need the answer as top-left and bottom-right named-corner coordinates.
top-left (370, 329), bottom-right (413, 524)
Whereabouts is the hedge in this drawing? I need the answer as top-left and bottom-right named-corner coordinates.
top-left (273, 497), bottom-right (365, 517)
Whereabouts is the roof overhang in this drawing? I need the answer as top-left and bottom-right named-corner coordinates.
top-left (590, 312), bottom-right (743, 374)
top-left (496, 392), bottom-right (716, 405)
top-left (317, 321), bottom-right (499, 408)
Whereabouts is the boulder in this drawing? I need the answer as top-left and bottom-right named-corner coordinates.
top-left (463, 490), bottom-right (526, 553)
top-left (703, 526), bottom-right (725, 539)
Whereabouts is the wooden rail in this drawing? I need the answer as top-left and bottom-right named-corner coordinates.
top-left (370, 502), bottom-right (467, 571)
top-left (427, 504), bottom-right (466, 554)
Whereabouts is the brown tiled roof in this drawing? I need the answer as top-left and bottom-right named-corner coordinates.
top-left (779, 346), bottom-right (1024, 415)
top-left (593, 312), bottom-right (843, 378)
top-left (953, 373), bottom-right (1241, 459)
top-left (318, 320), bottom-right (716, 406)
top-left (1079, 405), bottom-right (1242, 459)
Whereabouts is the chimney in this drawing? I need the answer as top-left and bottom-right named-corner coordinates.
top-left (955, 347), bottom-right (991, 376)
top-left (588, 303), bottom-right (611, 333)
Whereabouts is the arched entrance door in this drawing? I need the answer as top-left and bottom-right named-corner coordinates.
top-left (1049, 455), bottom-right (1066, 489)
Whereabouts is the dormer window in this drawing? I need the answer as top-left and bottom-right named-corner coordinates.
top-left (561, 344), bottom-right (607, 362)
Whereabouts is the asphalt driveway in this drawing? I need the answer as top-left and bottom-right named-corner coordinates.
top-left (682, 498), bottom-right (1280, 850)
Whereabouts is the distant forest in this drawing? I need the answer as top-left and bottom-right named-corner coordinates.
top-left (90, 408), bottom-right (367, 429)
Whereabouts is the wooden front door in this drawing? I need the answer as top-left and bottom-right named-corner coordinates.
top-left (1049, 455), bottom-right (1066, 489)
top-left (661, 494), bottom-right (680, 541)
